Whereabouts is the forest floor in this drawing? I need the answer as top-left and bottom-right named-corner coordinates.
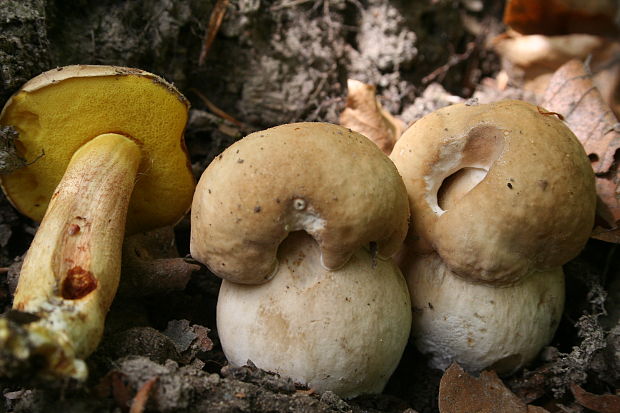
top-left (0, 1), bottom-right (619, 412)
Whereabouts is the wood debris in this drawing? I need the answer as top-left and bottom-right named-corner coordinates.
top-left (129, 376), bottom-right (159, 413)
top-left (198, 0), bottom-right (230, 66)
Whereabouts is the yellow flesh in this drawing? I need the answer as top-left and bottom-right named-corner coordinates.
top-left (6, 133), bottom-right (141, 379)
top-left (0, 74), bottom-right (194, 234)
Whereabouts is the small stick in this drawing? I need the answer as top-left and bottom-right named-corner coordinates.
top-left (422, 42), bottom-right (475, 85)
top-left (198, 0), bottom-right (229, 66)
top-left (190, 88), bottom-right (244, 127)
top-left (129, 376), bottom-right (159, 413)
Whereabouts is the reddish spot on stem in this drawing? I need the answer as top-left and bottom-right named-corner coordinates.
top-left (62, 266), bottom-right (97, 299)
top-left (68, 224), bottom-right (80, 235)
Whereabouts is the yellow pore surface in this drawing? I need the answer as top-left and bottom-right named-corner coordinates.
top-left (0, 74), bottom-right (195, 234)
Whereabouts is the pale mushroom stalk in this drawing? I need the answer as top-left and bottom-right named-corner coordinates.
top-left (218, 232), bottom-right (411, 398)
top-left (0, 133), bottom-right (140, 379)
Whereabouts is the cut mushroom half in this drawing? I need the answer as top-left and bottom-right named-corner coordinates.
top-left (0, 65), bottom-right (195, 380)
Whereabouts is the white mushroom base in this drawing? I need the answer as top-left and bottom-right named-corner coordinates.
top-left (216, 233), bottom-right (412, 398)
top-left (404, 253), bottom-right (564, 375)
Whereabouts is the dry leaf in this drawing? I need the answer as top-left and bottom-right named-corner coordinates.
top-left (571, 383), bottom-right (620, 413)
top-left (492, 31), bottom-right (620, 105)
top-left (494, 32), bottom-right (605, 69)
top-left (163, 319), bottom-right (213, 364)
top-left (541, 59), bottom-right (620, 241)
top-left (339, 79), bottom-right (404, 154)
top-left (504, 0), bottom-right (620, 37)
top-left (438, 363), bottom-right (550, 413)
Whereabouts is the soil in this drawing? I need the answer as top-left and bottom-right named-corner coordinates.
top-left (1, 1), bottom-right (619, 412)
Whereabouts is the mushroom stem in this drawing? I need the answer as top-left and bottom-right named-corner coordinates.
top-left (0, 133), bottom-right (141, 380)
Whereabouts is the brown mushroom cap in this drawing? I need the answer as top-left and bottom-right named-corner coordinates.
top-left (390, 100), bottom-right (596, 285)
top-left (0, 65), bottom-right (195, 234)
top-left (191, 122), bottom-right (410, 284)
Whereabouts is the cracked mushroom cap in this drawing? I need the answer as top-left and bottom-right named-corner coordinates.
top-left (190, 122), bottom-right (410, 284)
top-left (0, 65), bottom-right (195, 234)
top-left (217, 232), bottom-right (412, 398)
top-left (404, 253), bottom-right (564, 375)
top-left (390, 100), bottom-right (596, 285)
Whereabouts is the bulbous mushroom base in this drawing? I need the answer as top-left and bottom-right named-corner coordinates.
top-left (216, 232), bottom-right (412, 398)
top-left (404, 253), bottom-right (564, 375)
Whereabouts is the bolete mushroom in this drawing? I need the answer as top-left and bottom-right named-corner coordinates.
top-left (191, 122), bottom-right (412, 397)
top-left (390, 100), bottom-right (596, 374)
top-left (0, 65), bottom-right (195, 380)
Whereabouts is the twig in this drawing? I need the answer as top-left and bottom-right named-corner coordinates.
top-left (270, 0), bottom-right (314, 11)
top-left (0, 267), bottom-right (9, 274)
top-left (198, 0), bottom-right (229, 66)
top-left (129, 376), bottom-right (159, 413)
top-left (189, 88), bottom-right (244, 127)
top-left (422, 42), bottom-right (476, 85)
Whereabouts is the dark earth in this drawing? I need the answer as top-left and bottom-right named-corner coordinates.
top-left (1, 1), bottom-right (619, 412)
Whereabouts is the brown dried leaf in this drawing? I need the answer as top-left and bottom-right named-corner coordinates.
top-left (571, 383), bottom-right (620, 413)
top-left (438, 363), bottom-right (550, 413)
top-left (191, 323), bottom-right (214, 353)
top-left (493, 32), bottom-right (605, 70)
top-left (542, 59), bottom-right (619, 173)
top-left (163, 319), bottom-right (213, 364)
top-left (541, 59), bottom-right (620, 241)
top-left (504, 0), bottom-right (620, 37)
top-left (492, 31), bottom-right (620, 104)
top-left (339, 79), bottom-right (404, 155)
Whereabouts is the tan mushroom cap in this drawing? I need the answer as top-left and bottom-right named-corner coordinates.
top-left (191, 122), bottom-right (410, 284)
top-left (0, 65), bottom-right (195, 235)
top-left (390, 100), bottom-right (596, 285)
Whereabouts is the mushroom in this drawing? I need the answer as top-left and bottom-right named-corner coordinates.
top-left (191, 122), bottom-right (411, 397)
top-left (390, 100), bottom-right (596, 373)
top-left (401, 253), bottom-right (564, 374)
top-left (0, 65), bottom-right (195, 380)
